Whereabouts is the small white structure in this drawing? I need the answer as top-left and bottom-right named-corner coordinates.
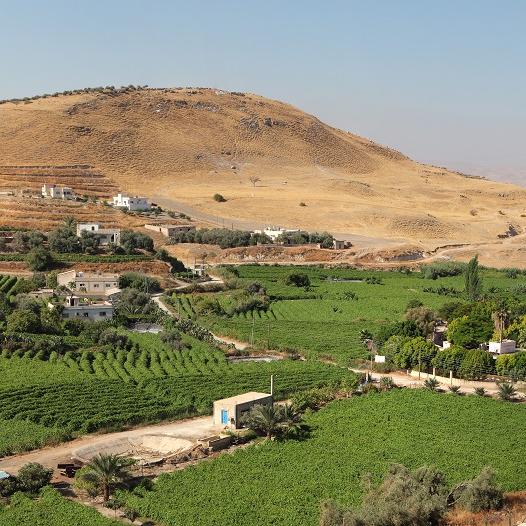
top-left (42, 184), bottom-right (75, 200)
top-left (253, 226), bottom-right (300, 242)
top-left (112, 193), bottom-right (150, 211)
top-left (144, 223), bottom-right (196, 237)
top-left (57, 270), bottom-right (120, 296)
top-left (374, 355), bottom-right (386, 363)
top-left (58, 296), bottom-right (114, 321)
top-left (213, 392), bottom-right (273, 429)
top-left (76, 223), bottom-right (121, 245)
top-left (442, 341), bottom-right (451, 350)
top-left (488, 340), bottom-right (517, 355)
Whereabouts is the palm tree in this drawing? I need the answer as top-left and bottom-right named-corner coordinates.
top-left (448, 385), bottom-right (461, 395)
top-left (78, 453), bottom-right (135, 502)
top-left (497, 382), bottom-right (517, 402)
top-left (242, 403), bottom-right (301, 440)
top-left (474, 387), bottom-right (486, 397)
top-left (424, 377), bottom-right (440, 391)
top-left (492, 308), bottom-right (509, 344)
top-left (380, 376), bottom-right (395, 391)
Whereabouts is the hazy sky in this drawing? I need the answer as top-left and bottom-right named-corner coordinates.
top-left (2, 0), bottom-right (525, 184)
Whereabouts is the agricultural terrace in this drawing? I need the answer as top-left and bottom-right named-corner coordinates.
top-left (171, 264), bottom-right (525, 364)
top-left (121, 389), bottom-right (526, 526)
top-left (0, 487), bottom-right (120, 526)
top-left (0, 331), bottom-right (354, 457)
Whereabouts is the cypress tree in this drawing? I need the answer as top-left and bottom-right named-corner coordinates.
top-left (465, 255), bottom-right (482, 301)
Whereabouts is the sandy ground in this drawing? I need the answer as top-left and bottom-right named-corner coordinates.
top-left (0, 415), bottom-right (220, 474)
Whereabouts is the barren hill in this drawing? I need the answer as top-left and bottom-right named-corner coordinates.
top-left (0, 87), bottom-right (524, 249)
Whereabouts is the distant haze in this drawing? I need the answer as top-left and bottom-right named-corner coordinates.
top-left (424, 160), bottom-right (525, 188)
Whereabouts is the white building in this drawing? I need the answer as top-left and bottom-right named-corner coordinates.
top-left (253, 226), bottom-right (300, 242)
top-left (57, 270), bottom-right (120, 297)
top-left (42, 184), bottom-right (75, 200)
top-left (76, 223), bottom-right (121, 245)
top-left (112, 193), bottom-right (150, 211)
top-left (488, 340), bottom-right (517, 355)
top-left (58, 296), bottom-right (114, 321)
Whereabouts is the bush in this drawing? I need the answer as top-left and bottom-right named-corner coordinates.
top-left (6, 309), bottom-right (42, 334)
top-left (17, 463), bottom-right (53, 494)
top-left (160, 329), bottom-right (186, 350)
top-left (454, 467), bottom-right (503, 512)
top-left (120, 231), bottom-right (154, 253)
top-left (118, 272), bottom-right (161, 293)
top-left (458, 350), bottom-right (495, 380)
top-left (421, 262), bottom-right (465, 279)
top-left (26, 247), bottom-right (54, 271)
top-left (213, 193), bottom-right (226, 202)
top-left (284, 272), bottom-right (310, 288)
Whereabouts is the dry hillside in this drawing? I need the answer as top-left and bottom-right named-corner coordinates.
top-left (0, 87), bottom-right (524, 250)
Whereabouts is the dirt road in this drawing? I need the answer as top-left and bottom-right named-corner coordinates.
top-left (0, 416), bottom-right (219, 475)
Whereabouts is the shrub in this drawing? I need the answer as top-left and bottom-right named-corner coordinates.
top-left (120, 231), bottom-right (154, 253)
top-left (284, 272), bottom-right (310, 288)
top-left (118, 272), bottom-right (161, 293)
top-left (454, 467), bottom-right (504, 513)
top-left (213, 193), bottom-right (226, 202)
top-left (26, 247), bottom-right (54, 271)
top-left (458, 350), bottom-right (494, 380)
top-left (448, 385), bottom-right (461, 394)
top-left (474, 387), bottom-right (486, 396)
top-left (497, 381), bottom-right (517, 401)
top-left (424, 377), bottom-right (440, 391)
top-left (17, 463), bottom-right (53, 494)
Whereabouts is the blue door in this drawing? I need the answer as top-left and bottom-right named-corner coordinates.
top-left (221, 409), bottom-right (228, 425)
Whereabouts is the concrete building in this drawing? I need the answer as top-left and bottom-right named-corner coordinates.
top-left (112, 193), bottom-right (150, 211)
top-left (42, 184), bottom-right (75, 200)
top-left (144, 223), bottom-right (196, 237)
top-left (253, 226), bottom-right (300, 242)
top-left (213, 392), bottom-right (273, 429)
top-left (58, 296), bottom-right (114, 321)
top-left (76, 223), bottom-right (121, 245)
top-left (333, 239), bottom-right (353, 250)
top-left (488, 340), bottom-right (517, 355)
top-left (57, 270), bottom-right (120, 296)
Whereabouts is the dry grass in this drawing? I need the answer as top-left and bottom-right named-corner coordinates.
top-left (446, 492), bottom-right (526, 526)
top-left (0, 88), bottom-right (524, 253)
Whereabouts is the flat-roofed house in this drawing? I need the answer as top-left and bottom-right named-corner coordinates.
top-left (144, 223), bottom-right (196, 237)
top-left (57, 295), bottom-right (114, 321)
top-left (213, 392), bottom-right (273, 429)
top-left (42, 184), bottom-right (75, 200)
top-left (112, 193), bottom-right (150, 211)
top-left (57, 270), bottom-right (120, 297)
top-left (76, 223), bottom-right (121, 245)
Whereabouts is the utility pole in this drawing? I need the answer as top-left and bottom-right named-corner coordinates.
top-left (270, 374), bottom-right (274, 396)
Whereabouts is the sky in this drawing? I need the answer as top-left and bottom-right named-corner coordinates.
top-left (1, 0), bottom-right (525, 185)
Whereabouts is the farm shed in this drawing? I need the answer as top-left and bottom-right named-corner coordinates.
top-left (144, 223), bottom-right (196, 237)
top-left (213, 392), bottom-right (273, 429)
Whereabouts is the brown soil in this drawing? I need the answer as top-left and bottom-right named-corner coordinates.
top-left (0, 88), bottom-right (524, 255)
top-left (446, 492), bottom-right (526, 526)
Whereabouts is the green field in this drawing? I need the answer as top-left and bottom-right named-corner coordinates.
top-left (0, 487), bottom-right (120, 526)
top-left (121, 389), bottom-right (526, 526)
top-left (0, 274), bottom-right (20, 295)
top-left (0, 331), bottom-right (355, 457)
top-left (175, 265), bottom-right (525, 364)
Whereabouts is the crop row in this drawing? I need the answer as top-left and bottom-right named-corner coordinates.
top-left (121, 389), bottom-right (526, 526)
